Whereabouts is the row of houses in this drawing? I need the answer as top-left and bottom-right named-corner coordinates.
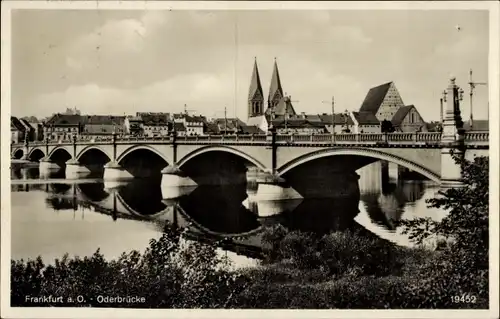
top-left (11, 112), bottom-right (270, 143)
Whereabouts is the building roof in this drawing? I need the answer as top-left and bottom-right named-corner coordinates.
top-left (240, 125), bottom-right (265, 134)
top-left (84, 115), bottom-right (125, 125)
top-left (391, 105), bottom-right (414, 126)
top-left (318, 113), bottom-right (355, 125)
top-left (351, 111), bottom-right (380, 125)
top-left (463, 119), bottom-right (489, 131)
top-left (211, 118), bottom-right (247, 132)
top-left (19, 118), bottom-right (34, 130)
top-left (359, 82), bottom-right (393, 113)
top-left (11, 117), bottom-right (25, 131)
top-left (141, 113), bottom-right (169, 126)
top-left (45, 114), bottom-right (83, 126)
top-left (206, 123), bottom-right (220, 134)
top-left (268, 59), bottom-right (284, 103)
top-left (184, 114), bottom-right (207, 123)
top-left (248, 58), bottom-right (264, 101)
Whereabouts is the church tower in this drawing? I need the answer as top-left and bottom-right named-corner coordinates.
top-left (268, 58), bottom-right (284, 110)
top-left (248, 58), bottom-right (264, 118)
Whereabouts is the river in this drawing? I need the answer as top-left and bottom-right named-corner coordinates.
top-left (10, 162), bottom-right (447, 267)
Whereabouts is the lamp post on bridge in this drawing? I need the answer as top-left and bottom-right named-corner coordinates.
top-left (468, 68), bottom-right (487, 130)
top-left (322, 95), bottom-right (335, 143)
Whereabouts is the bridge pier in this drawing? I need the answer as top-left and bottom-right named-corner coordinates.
top-left (254, 173), bottom-right (302, 201)
top-left (39, 157), bottom-right (62, 178)
top-left (160, 165), bottom-right (197, 199)
top-left (103, 161), bottom-right (134, 180)
top-left (65, 159), bottom-right (91, 179)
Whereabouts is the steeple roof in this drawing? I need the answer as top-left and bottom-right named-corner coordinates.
top-left (268, 59), bottom-right (284, 102)
top-left (248, 58), bottom-right (263, 100)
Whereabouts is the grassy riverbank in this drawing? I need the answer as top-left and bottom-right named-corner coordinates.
top-left (11, 155), bottom-right (489, 309)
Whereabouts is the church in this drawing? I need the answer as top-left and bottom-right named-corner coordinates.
top-left (246, 58), bottom-right (302, 133)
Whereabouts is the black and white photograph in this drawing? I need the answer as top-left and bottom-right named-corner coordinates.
top-left (1, 1), bottom-right (498, 318)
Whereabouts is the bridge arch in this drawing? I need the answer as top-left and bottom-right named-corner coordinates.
top-left (176, 145), bottom-right (267, 171)
top-left (12, 148), bottom-right (24, 159)
top-left (47, 146), bottom-right (72, 160)
top-left (278, 147), bottom-right (441, 183)
top-left (116, 145), bottom-right (170, 164)
top-left (27, 148), bottom-right (45, 161)
top-left (76, 145), bottom-right (112, 162)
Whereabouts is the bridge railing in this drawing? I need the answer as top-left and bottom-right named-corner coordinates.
top-left (11, 131), bottom-right (489, 148)
top-left (465, 131), bottom-right (489, 142)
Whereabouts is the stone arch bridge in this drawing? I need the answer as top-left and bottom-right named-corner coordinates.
top-left (12, 130), bottom-right (488, 199)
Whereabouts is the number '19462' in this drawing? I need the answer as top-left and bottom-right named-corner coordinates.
top-left (451, 294), bottom-right (477, 303)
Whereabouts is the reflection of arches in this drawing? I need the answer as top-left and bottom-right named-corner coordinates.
top-left (176, 145), bottom-right (267, 171)
top-left (76, 146), bottom-right (112, 162)
top-left (278, 148), bottom-right (440, 183)
top-left (28, 148), bottom-right (45, 161)
top-left (116, 145), bottom-right (169, 164)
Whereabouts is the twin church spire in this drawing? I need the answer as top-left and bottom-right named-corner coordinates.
top-left (248, 58), bottom-right (286, 118)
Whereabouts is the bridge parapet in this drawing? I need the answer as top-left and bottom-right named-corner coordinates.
top-left (12, 132), bottom-right (489, 150)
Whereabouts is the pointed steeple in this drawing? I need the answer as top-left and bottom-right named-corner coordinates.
top-left (268, 58), bottom-right (284, 109)
top-left (248, 57), bottom-right (264, 118)
top-left (248, 57), bottom-right (263, 100)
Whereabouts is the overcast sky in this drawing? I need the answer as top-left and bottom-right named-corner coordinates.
top-left (11, 9), bottom-right (489, 122)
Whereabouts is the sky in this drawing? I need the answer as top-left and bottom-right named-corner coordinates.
top-left (11, 9), bottom-right (490, 122)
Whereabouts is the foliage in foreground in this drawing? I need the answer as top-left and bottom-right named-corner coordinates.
top-left (11, 155), bottom-right (489, 309)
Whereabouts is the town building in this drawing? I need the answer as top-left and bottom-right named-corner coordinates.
top-left (318, 113), bottom-right (356, 134)
top-left (173, 122), bottom-right (187, 137)
top-left (358, 81), bottom-right (428, 132)
top-left (11, 117), bottom-right (26, 143)
top-left (390, 105), bottom-right (427, 132)
top-left (18, 119), bottom-right (36, 141)
top-left (81, 115), bottom-right (126, 137)
top-left (124, 115), bottom-right (144, 136)
top-left (350, 111), bottom-right (381, 133)
top-left (43, 114), bottom-right (83, 141)
top-left (137, 112), bottom-right (171, 137)
top-left (359, 82), bottom-right (405, 122)
top-left (211, 117), bottom-right (247, 135)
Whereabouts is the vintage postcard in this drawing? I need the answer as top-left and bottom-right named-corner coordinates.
top-left (1, 1), bottom-right (499, 318)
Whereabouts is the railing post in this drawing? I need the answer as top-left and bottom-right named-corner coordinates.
top-left (45, 136), bottom-right (49, 156)
top-left (272, 129), bottom-right (277, 174)
top-left (72, 134), bottom-right (77, 159)
top-left (112, 132), bottom-right (117, 161)
top-left (384, 132), bottom-right (388, 144)
top-left (413, 132), bottom-right (418, 143)
top-left (355, 133), bottom-right (360, 142)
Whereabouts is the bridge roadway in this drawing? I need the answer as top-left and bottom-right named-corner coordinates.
top-left (11, 131), bottom-right (489, 200)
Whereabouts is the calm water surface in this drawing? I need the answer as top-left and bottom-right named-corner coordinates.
top-left (10, 163), bottom-right (446, 267)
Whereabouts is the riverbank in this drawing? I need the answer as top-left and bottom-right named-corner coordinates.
top-left (10, 225), bottom-right (488, 309)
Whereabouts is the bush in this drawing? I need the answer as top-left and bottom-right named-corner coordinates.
top-left (11, 225), bottom-right (244, 308)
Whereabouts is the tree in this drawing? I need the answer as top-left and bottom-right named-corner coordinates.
top-left (398, 152), bottom-right (489, 305)
top-left (381, 120), bottom-right (395, 133)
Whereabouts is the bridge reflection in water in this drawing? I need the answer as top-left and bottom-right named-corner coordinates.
top-left (11, 161), bottom-right (443, 262)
